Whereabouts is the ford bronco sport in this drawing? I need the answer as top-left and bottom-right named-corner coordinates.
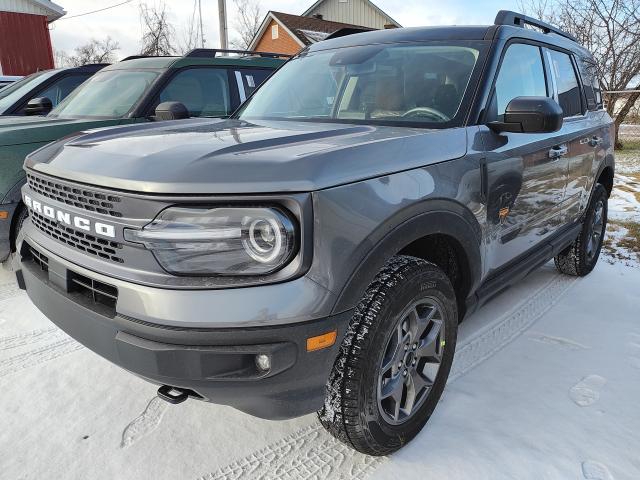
top-left (15, 11), bottom-right (614, 455)
top-left (0, 49), bottom-right (286, 263)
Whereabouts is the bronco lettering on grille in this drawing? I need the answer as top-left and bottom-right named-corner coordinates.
top-left (23, 194), bottom-right (116, 239)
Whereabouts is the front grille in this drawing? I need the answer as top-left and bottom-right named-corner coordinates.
top-left (27, 173), bottom-right (123, 218)
top-left (68, 271), bottom-right (118, 312)
top-left (30, 210), bottom-right (125, 264)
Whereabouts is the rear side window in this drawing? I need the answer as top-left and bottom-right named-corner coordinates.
top-left (159, 68), bottom-right (231, 117)
top-left (238, 69), bottom-right (274, 97)
top-left (577, 57), bottom-right (602, 111)
top-left (492, 43), bottom-right (548, 120)
top-left (548, 50), bottom-right (583, 117)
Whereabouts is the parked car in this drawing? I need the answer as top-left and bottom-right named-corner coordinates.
top-left (0, 76), bottom-right (23, 90)
top-left (0, 65), bottom-right (107, 116)
top-left (0, 49), bottom-right (287, 262)
top-left (15, 12), bottom-right (613, 455)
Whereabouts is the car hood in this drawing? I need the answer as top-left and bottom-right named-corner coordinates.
top-left (0, 115), bottom-right (118, 147)
top-left (26, 119), bottom-right (468, 194)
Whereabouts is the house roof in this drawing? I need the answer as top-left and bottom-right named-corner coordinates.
top-left (249, 11), bottom-right (373, 50)
top-left (0, 0), bottom-right (67, 22)
top-left (302, 0), bottom-right (401, 28)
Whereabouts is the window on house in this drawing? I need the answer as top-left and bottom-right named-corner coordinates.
top-left (272, 25), bottom-right (279, 40)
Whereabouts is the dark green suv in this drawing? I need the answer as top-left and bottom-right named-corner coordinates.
top-left (0, 49), bottom-right (287, 262)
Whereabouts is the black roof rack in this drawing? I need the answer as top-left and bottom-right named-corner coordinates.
top-left (120, 55), bottom-right (176, 62)
top-left (326, 27), bottom-right (372, 41)
top-left (494, 10), bottom-right (577, 42)
top-left (185, 48), bottom-right (292, 59)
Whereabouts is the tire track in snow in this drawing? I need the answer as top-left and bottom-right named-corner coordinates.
top-left (199, 273), bottom-right (578, 480)
top-left (0, 327), bottom-right (62, 351)
top-left (0, 336), bottom-right (83, 378)
top-left (198, 425), bottom-right (383, 480)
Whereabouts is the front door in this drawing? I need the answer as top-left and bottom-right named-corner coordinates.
top-left (481, 42), bottom-right (569, 275)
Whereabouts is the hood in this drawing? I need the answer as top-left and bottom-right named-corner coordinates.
top-left (0, 115), bottom-right (120, 147)
top-left (26, 119), bottom-right (468, 194)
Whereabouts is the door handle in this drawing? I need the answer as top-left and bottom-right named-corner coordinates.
top-left (549, 145), bottom-right (568, 159)
top-left (589, 136), bottom-right (602, 147)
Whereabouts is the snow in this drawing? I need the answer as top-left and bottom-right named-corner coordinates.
top-left (1, 254), bottom-right (639, 479)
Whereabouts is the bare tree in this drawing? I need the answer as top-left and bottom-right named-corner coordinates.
top-left (178, 0), bottom-right (203, 54)
top-left (518, 0), bottom-right (640, 148)
top-left (231, 0), bottom-right (263, 50)
top-left (140, 2), bottom-right (176, 56)
top-left (59, 38), bottom-right (120, 67)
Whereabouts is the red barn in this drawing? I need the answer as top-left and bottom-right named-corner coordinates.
top-left (0, 0), bottom-right (66, 76)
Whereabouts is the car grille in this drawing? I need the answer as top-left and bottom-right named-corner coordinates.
top-left (27, 172), bottom-right (124, 218)
top-left (30, 210), bottom-right (125, 264)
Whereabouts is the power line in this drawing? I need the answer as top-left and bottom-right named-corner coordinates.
top-left (58, 0), bottom-right (134, 20)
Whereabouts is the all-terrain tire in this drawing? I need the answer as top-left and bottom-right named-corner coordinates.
top-left (554, 183), bottom-right (608, 277)
top-left (318, 255), bottom-right (458, 456)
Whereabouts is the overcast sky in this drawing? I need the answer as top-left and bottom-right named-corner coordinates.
top-left (50, 0), bottom-right (520, 59)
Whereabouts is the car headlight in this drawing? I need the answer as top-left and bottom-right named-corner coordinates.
top-left (124, 207), bottom-right (297, 276)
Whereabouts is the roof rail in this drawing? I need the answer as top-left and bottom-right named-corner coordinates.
top-left (325, 27), bottom-right (372, 40)
top-left (185, 48), bottom-right (292, 59)
top-left (119, 55), bottom-right (176, 62)
top-left (494, 10), bottom-right (577, 42)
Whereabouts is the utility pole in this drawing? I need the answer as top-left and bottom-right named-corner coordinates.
top-left (218, 0), bottom-right (229, 51)
top-left (198, 0), bottom-right (205, 48)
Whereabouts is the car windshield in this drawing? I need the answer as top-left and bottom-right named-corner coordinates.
top-left (0, 71), bottom-right (57, 113)
top-left (50, 69), bottom-right (160, 119)
top-left (238, 42), bottom-right (482, 127)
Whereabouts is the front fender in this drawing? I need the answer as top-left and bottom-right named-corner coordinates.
top-left (330, 200), bottom-right (483, 314)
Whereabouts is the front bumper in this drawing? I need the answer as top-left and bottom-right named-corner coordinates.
top-left (16, 239), bottom-right (351, 420)
top-left (0, 201), bottom-right (18, 262)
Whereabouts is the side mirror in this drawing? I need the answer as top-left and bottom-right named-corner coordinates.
top-left (155, 102), bottom-right (189, 121)
top-left (488, 96), bottom-right (563, 134)
top-left (25, 97), bottom-right (53, 116)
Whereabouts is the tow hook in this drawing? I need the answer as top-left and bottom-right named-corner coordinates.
top-left (157, 385), bottom-right (190, 405)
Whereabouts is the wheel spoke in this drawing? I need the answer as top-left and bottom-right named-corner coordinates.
top-left (416, 320), bottom-right (443, 361)
top-left (380, 374), bottom-right (404, 403)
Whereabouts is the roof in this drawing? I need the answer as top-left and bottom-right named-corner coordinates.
top-left (0, 0), bottom-right (67, 22)
top-left (302, 0), bottom-right (401, 28)
top-left (250, 11), bottom-right (373, 50)
top-left (104, 55), bottom-right (285, 71)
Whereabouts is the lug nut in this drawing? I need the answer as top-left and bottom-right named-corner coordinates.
top-left (412, 359), bottom-right (416, 366)
top-left (402, 370), bottom-right (408, 377)
top-left (412, 343), bottom-right (418, 350)
top-left (404, 345), bottom-right (409, 351)
top-left (398, 361), bottom-right (403, 368)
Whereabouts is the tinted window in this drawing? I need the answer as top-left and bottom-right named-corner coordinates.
top-left (578, 57), bottom-right (603, 110)
top-left (159, 68), bottom-right (231, 117)
top-left (493, 43), bottom-right (548, 119)
top-left (51, 70), bottom-right (159, 119)
top-left (32, 74), bottom-right (90, 109)
top-left (239, 43), bottom-right (482, 127)
top-left (238, 69), bottom-right (273, 97)
top-left (548, 50), bottom-right (583, 117)
top-left (0, 71), bottom-right (57, 114)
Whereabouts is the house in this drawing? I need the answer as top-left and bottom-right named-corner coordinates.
top-left (249, 0), bottom-right (401, 55)
top-left (0, 0), bottom-right (66, 76)
top-left (303, 0), bottom-right (401, 30)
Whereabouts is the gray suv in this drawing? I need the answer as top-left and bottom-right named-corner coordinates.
top-left (15, 11), bottom-right (614, 455)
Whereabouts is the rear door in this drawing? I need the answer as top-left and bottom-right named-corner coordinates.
top-left (480, 42), bottom-right (569, 275)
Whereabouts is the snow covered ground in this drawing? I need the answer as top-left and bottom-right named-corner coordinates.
top-left (1, 256), bottom-right (639, 479)
top-left (2, 151), bottom-right (640, 479)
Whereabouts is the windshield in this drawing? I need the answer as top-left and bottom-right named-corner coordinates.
top-left (0, 71), bottom-right (56, 113)
top-left (50, 69), bottom-right (160, 119)
top-left (238, 42), bottom-right (482, 127)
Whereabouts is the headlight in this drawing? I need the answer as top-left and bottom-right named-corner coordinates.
top-left (124, 207), bottom-right (297, 276)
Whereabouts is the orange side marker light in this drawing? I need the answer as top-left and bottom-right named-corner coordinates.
top-left (0, 211), bottom-right (9, 220)
top-left (306, 330), bottom-right (337, 352)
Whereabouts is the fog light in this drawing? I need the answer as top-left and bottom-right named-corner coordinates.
top-left (0, 211), bottom-right (8, 220)
top-left (256, 354), bottom-right (271, 371)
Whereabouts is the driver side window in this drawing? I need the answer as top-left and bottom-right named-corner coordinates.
top-left (491, 43), bottom-right (548, 121)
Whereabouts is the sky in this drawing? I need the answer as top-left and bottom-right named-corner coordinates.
top-left (49, 0), bottom-right (522, 59)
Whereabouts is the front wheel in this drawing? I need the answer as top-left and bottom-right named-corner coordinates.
top-left (554, 183), bottom-right (608, 277)
top-left (318, 256), bottom-right (458, 456)
top-left (11, 206), bottom-right (28, 252)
